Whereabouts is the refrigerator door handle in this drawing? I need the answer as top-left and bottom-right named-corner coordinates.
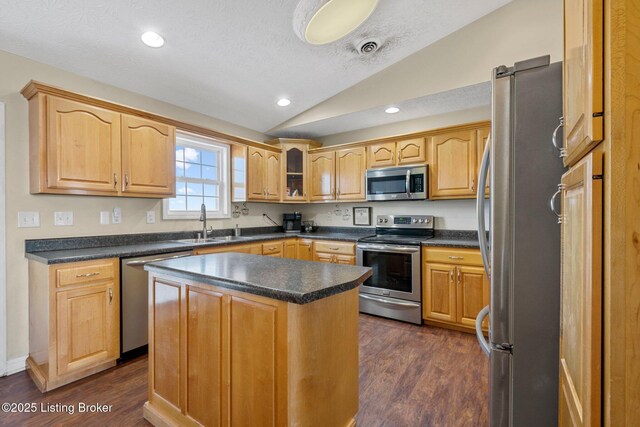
top-left (476, 134), bottom-right (491, 277)
top-left (476, 305), bottom-right (490, 357)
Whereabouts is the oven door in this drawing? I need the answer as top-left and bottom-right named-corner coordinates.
top-left (356, 243), bottom-right (421, 302)
top-left (366, 166), bottom-right (427, 201)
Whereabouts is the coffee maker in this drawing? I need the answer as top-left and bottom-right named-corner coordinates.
top-left (283, 212), bottom-right (302, 233)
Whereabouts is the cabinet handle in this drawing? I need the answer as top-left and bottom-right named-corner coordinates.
top-left (124, 174), bottom-right (130, 189)
top-left (457, 268), bottom-right (461, 286)
top-left (448, 256), bottom-right (464, 260)
top-left (113, 173), bottom-right (118, 188)
top-left (330, 247), bottom-right (340, 251)
top-left (450, 269), bottom-right (454, 282)
top-left (109, 288), bottom-right (113, 304)
top-left (550, 183), bottom-right (565, 224)
top-left (76, 272), bottom-right (100, 278)
top-left (551, 117), bottom-right (566, 158)
top-left (471, 179), bottom-right (475, 192)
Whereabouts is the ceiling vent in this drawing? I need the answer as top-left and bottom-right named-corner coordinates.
top-left (358, 39), bottom-right (379, 55)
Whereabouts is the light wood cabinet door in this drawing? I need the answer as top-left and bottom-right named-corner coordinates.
top-left (367, 142), bottom-right (396, 168)
top-left (429, 130), bottom-right (477, 199)
top-left (559, 151), bottom-right (602, 427)
top-left (309, 152), bottom-right (335, 201)
top-left (336, 147), bottom-right (366, 201)
top-left (56, 281), bottom-right (119, 376)
top-left (247, 147), bottom-right (266, 200)
top-left (121, 115), bottom-right (175, 196)
top-left (184, 286), bottom-right (224, 426)
top-left (423, 263), bottom-right (456, 323)
top-left (455, 266), bottom-right (489, 328)
top-left (262, 241), bottom-right (284, 257)
top-left (46, 97), bottom-right (121, 193)
top-left (282, 144), bottom-right (308, 202)
top-left (297, 240), bottom-right (313, 261)
top-left (335, 255), bottom-right (356, 265)
top-left (284, 240), bottom-right (297, 259)
top-left (477, 126), bottom-right (490, 196)
top-left (265, 151), bottom-right (281, 200)
top-left (563, 0), bottom-right (603, 167)
top-left (397, 137), bottom-right (427, 165)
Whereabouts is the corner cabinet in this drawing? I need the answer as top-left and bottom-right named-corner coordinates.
top-left (422, 247), bottom-right (488, 333)
top-left (22, 83), bottom-right (176, 198)
top-left (563, 0), bottom-right (603, 167)
top-left (27, 258), bottom-right (120, 392)
top-left (281, 143), bottom-right (308, 202)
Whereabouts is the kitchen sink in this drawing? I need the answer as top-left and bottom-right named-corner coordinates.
top-left (213, 236), bottom-right (250, 241)
top-left (171, 236), bottom-right (250, 244)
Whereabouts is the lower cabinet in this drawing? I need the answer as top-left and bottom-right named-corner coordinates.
top-left (27, 258), bottom-right (120, 392)
top-left (297, 239), bottom-right (313, 260)
top-left (193, 242), bottom-right (262, 255)
top-left (145, 275), bottom-right (359, 427)
top-left (422, 247), bottom-right (488, 333)
top-left (262, 241), bottom-right (284, 257)
top-left (284, 240), bottom-right (297, 258)
top-left (312, 241), bottom-right (356, 265)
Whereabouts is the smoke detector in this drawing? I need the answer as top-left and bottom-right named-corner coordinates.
top-left (357, 39), bottom-right (380, 55)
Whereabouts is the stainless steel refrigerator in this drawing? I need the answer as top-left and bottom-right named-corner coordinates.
top-left (476, 56), bottom-right (565, 426)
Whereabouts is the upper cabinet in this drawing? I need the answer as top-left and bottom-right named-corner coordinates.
top-left (23, 83), bottom-right (176, 198)
top-left (309, 151), bottom-right (335, 201)
top-left (429, 130), bottom-right (477, 199)
top-left (563, 0), bottom-right (603, 166)
top-left (281, 143), bottom-right (308, 202)
top-left (121, 115), bottom-right (175, 196)
top-left (368, 138), bottom-right (427, 168)
top-left (247, 147), bottom-right (280, 201)
top-left (335, 147), bottom-right (366, 201)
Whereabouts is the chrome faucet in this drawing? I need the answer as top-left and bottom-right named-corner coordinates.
top-left (199, 203), bottom-right (213, 238)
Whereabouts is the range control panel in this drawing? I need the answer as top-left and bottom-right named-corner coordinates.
top-left (375, 215), bottom-right (434, 229)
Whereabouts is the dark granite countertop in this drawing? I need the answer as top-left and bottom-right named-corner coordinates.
top-left (145, 253), bottom-right (372, 304)
top-left (423, 230), bottom-right (481, 249)
top-left (25, 228), bottom-right (375, 264)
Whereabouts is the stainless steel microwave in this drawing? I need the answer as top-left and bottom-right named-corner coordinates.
top-left (365, 165), bottom-right (428, 201)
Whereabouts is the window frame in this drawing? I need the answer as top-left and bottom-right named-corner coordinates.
top-left (163, 132), bottom-right (231, 220)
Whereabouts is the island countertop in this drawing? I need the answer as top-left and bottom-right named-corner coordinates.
top-left (145, 252), bottom-right (372, 304)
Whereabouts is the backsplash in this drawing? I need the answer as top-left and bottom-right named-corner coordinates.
top-left (294, 199), bottom-right (483, 230)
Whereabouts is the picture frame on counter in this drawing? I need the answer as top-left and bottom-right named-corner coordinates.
top-left (353, 207), bottom-right (372, 226)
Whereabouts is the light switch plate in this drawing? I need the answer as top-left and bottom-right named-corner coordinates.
top-left (146, 210), bottom-right (155, 224)
top-left (100, 211), bottom-right (110, 225)
top-left (18, 211), bottom-right (40, 228)
top-left (112, 207), bottom-right (122, 224)
top-left (54, 211), bottom-right (74, 226)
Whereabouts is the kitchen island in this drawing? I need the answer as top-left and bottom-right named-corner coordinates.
top-left (143, 253), bottom-right (371, 427)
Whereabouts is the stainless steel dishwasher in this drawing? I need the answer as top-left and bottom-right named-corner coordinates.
top-left (120, 251), bottom-right (191, 359)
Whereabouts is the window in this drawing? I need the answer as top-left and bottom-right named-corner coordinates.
top-left (163, 132), bottom-right (230, 219)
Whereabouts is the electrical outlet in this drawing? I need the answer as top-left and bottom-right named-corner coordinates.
top-left (54, 211), bottom-right (74, 226)
top-left (100, 211), bottom-right (110, 225)
top-left (146, 210), bottom-right (155, 224)
top-left (18, 211), bottom-right (40, 228)
top-left (112, 207), bottom-right (122, 224)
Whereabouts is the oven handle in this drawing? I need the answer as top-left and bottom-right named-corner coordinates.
top-left (357, 243), bottom-right (420, 254)
top-left (359, 293), bottom-right (421, 308)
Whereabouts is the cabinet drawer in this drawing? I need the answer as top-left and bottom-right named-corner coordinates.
top-left (262, 241), bottom-right (284, 256)
top-left (56, 259), bottom-right (117, 288)
top-left (424, 248), bottom-right (482, 266)
top-left (313, 241), bottom-right (355, 256)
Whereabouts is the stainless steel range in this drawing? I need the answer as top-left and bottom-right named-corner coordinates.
top-left (357, 214), bottom-right (434, 324)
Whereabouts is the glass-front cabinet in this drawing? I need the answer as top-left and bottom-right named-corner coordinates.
top-left (280, 142), bottom-right (312, 202)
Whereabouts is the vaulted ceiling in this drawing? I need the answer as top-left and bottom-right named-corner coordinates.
top-left (0, 0), bottom-right (511, 136)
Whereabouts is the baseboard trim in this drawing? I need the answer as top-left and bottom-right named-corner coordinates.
top-left (3, 355), bottom-right (27, 376)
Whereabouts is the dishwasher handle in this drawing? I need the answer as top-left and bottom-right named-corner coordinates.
top-left (126, 253), bottom-right (191, 266)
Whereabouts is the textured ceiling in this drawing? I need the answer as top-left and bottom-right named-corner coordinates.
top-left (272, 82), bottom-right (491, 138)
top-left (0, 0), bottom-right (510, 134)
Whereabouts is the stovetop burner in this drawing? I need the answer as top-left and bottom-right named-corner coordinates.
top-left (357, 214), bottom-right (434, 246)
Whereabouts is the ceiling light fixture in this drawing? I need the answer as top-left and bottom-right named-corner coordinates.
top-left (293, 0), bottom-right (379, 45)
top-left (141, 31), bottom-right (165, 48)
top-left (277, 98), bottom-right (291, 107)
top-left (385, 107), bottom-right (400, 114)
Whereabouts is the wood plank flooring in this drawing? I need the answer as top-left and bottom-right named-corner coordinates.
top-left (0, 314), bottom-right (488, 426)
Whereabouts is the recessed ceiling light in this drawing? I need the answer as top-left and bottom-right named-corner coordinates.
top-left (295, 0), bottom-right (379, 45)
top-left (385, 107), bottom-right (400, 114)
top-left (141, 31), bottom-right (165, 48)
top-left (277, 98), bottom-right (291, 107)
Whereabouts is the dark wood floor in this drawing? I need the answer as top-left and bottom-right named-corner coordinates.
top-left (0, 314), bottom-right (488, 427)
